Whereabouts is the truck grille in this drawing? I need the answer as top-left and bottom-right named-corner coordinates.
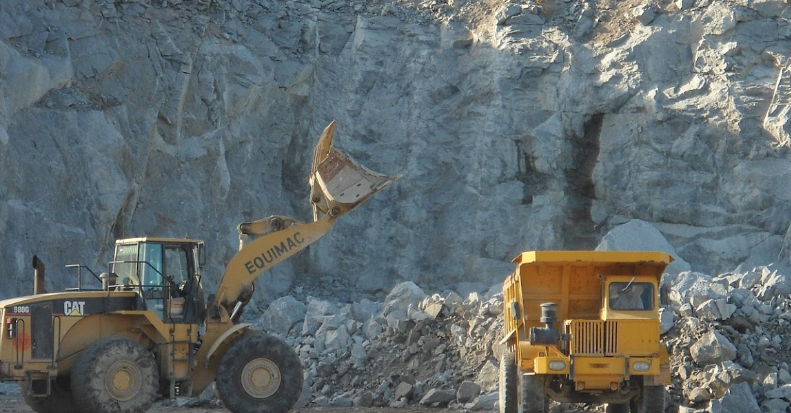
top-left (567, 320), bottom-right (618, 356)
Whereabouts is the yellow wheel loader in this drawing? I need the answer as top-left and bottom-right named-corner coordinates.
top-left (499, 251), bottom-right (672, 413)
top-left (0, 121), bottom-right (399, 413)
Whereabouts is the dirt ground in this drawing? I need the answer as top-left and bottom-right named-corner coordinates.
top-left (0, 393), bottom-right (462, 413)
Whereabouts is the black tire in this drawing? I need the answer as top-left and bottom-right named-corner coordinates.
top-left (499, 352), bottom-right (518, 413)
top-left (631, 385), bottom-right (666, 413)
top-left (216, 333), bottom-right (303, 413)
top-left (21, 379), bottom-right (80, 413)
top-left (606, 403), bottom-right (630, 413)
top-left (521, 373), bottom-right (548, 413)
top-left (71, 337), bottom-right (159, 413)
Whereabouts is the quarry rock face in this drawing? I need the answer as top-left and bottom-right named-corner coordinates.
top-left (2, 0), bottom-right (791, 310)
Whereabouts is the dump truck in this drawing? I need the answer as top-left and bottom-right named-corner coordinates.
top-left (499, 251), bottom-right (672, 413)
top-left (0, 121), bottom-right (399, 413)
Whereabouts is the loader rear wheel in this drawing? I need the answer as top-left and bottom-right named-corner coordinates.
top-left (21, 379), bottom-right (80, 413)
top-left (499, 352), bottom-right (518, 413)
top-left (71, 337), bottom-right (159, 413)
top-left (216, 333), bottom-right (303, 413)
top-left (521, 373), bottom-right (549, 413)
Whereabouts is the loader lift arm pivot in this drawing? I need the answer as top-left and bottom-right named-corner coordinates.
top-left (212, 120), bottom-right (400, 318)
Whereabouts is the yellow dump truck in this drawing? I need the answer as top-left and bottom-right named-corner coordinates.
top-left (499, 251), bottom-right (671, 413)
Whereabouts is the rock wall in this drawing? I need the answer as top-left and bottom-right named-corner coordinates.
top-left (2, 0), bottom-right (791, 307)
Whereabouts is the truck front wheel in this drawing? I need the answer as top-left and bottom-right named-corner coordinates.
top-left (216, 333), bottom-right (303, 413)
top-left (521, 373), bottom-right (548, 413)
top-left (498, 352), bottom-right (518, 413)
top-left (631, 385), bottom-right (666, 413)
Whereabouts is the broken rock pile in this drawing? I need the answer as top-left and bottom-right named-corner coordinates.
top-left (663, 264), bottom-right (791, 413)
top-left (173, 262), bottom-right (791, 413)
top-left (253, 281), bottom-right (506, 410)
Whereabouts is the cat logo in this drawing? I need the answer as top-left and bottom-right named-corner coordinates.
top-left (64, 301), bottom-right (86, 316)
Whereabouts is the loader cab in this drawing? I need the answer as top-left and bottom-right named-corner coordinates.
top-left (111, 237), bottom-right (205, 323)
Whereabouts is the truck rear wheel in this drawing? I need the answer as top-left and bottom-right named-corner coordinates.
top-left (216, 333), bottom-right (303, 413)
top-left (21, 379), bottom-right (80, 413)
top-left (631, 385), bottom-right (666, 413)
top-left (498, 352), bottom-right (518, 413)
top-left (521, 373), bottom-right (548, 413)
top-left (71, 337), bottom-right (159, 413)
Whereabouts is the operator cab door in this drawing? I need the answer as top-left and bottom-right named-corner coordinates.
top-left (163, 244), bottom-right (205, 323)
top-left (113, 242), bottom-right (204, 323)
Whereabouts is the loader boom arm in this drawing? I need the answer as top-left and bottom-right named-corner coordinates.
top-left (212, 121), bottom-right (399, 315)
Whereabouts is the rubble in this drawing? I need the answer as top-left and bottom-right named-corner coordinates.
top-left (243, 257), bottom-right (791, 413)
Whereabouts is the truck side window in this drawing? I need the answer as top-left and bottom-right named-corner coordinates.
top-left (610, 282), bottom-right (653, 310)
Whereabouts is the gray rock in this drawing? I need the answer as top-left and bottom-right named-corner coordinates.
top-left (394, 382), bottom-right (414, 400)
top-left (596, 219), bottom-right (692, 277)
top-left (765, 383), bottom-right (791, 399)
top-left (464, 391), bottom-right (498, 410)
top-left (660, 307), bottom-right (675, 334)
top-left (354, 391), bottom-right (374, 407)
top-left (677, 0), bottom-right (695, 9)
top-left (349, 299), bottom-right (382, 322)
top-left (761, 398), bottom-right (790, 412)
top-left (717, 382), bottom-right (760, 413)
top-left (382, 282), bottom-right (427, 323)
top-left (303, 299), bottom-right (339, 336)
top-left (633, 5), bottom-right (656, 26)
top-left (419, 388), bottom-right (456, 406)
top-left (456, 380), bottom-right (481, 404)
top-left (259, 295), bottom-right (306, 335)
top-left (690, 331), bottom-right (737, 367)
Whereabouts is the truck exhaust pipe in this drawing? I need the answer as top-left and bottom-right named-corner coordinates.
top-left (32, 255), bottom-right (47, 295)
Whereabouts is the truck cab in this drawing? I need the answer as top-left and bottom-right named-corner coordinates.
top-left (500, 251), bottom-right (672, 413)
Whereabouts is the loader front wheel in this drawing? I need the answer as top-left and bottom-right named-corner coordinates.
top-left (499, 352), bottom-right (518, 413)
top-left (216, 333), bottom-right (303, 413)
top-left (71, 337), bottom-right (159, 413)
top-left (21, 378), bottom-right (80, 413)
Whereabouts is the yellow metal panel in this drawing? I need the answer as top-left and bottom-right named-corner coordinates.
top-left (513, 251), bottom-right (672, 266)
top-left (533, 356), bottom-right (570, 374)
top-left (573, 356), bottom-right (626, 375)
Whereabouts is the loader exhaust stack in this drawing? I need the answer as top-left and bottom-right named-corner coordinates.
top-left (32, 255), bottom-right (47, 295)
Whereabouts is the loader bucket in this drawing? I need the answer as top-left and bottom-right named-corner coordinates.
top-left (309, 121), bottom-right (400, 221)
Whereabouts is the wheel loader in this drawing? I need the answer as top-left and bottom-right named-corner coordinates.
top-left (499, 251), bottom-right (672, 413)
top-left (0, 121), bottom-right (399, 413)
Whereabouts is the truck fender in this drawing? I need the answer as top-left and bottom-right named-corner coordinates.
top-left (204, 323), bottom-right (251, 368)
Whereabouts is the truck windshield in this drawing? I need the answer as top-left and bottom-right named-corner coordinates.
top-left (609, 282), bottom-right (653, 310)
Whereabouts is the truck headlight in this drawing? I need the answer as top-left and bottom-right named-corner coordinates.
top-left (632, 361), bottom-right (650, 372)
top-left (548, 361), bottom-right (566, 371)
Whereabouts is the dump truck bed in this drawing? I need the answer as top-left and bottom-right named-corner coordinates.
top-left (504, 251), bottom-right (671, 338)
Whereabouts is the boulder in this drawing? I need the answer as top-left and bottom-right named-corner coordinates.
top-left (259, 296), bottom-right (306, 335)
top-left (690, 331), bottom-right (737, 367)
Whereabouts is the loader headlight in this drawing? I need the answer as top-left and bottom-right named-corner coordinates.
top-left (548, 361), bottom-right (566, 371)
top-left (632, 361), bottom-right (650, 372)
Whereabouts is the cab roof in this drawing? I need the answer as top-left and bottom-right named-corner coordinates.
top-left (116, 237), bottom-right (203, 245)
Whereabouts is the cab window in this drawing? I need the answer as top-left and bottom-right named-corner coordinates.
top-left (609, 282), bottom-right (653, 310)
